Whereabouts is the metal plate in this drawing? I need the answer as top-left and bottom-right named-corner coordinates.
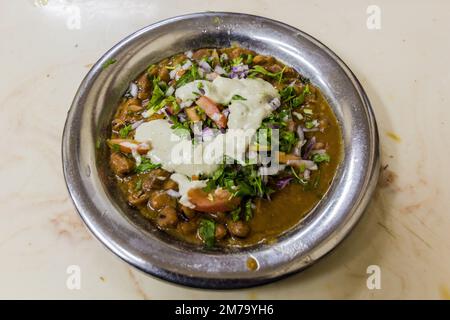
top-left (62, 12), bottom-right (379, 289)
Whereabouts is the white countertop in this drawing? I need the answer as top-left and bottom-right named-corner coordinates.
top-left (1, 0), bottom-right (449, 299)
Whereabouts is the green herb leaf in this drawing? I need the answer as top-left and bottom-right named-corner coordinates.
top-left (230, 207), bottom-right (241, 222)
top-left (118, 124), bottom-right (132, 138)
top-left (102, 58), bottom-right (116, 69)
top-left (111, 144), bottom-right (120, 152)
top-left (198, 219), bottom-right (216, 248)
top-left (249, 65), bottom-right (285, 83)
top-left (244, 200), bottom-right (253, 221)
top-left (148, 78), bottom-right (165, 108)
top-left (135, 158), bottom-right (161, 173)
top-left (305, 120), bottom-right (315, 129)
top-left (246, 54), bottom-right (254, 65)
top-left (292, 95), bottom-right (304, 107)
top-left (312, 153), bottom-right (330, 163)
top-left (280, 131), bottom-right (298, 153)
top-left (231, 94), bottom-right (247, 101)
top-left (231, 56), bottom-right (243, 66)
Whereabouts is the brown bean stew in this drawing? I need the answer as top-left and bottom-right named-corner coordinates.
top-left (107, 47), bottom-right (342, 248)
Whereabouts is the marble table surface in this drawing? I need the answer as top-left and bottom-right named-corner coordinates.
top-left (1, 0), bottom-right (449, 299)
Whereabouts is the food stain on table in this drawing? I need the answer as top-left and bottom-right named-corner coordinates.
top-left (440, 285), bottom-right (450, 300)
top-left (127, 268), bottom-right (151, 300)
top-left (386, 131), bottom-right (401, 142)
top-left (50, 211), bottom-right (91, 241)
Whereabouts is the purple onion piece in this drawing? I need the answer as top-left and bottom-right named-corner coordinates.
top-left (303, 169), bottom-right (311, 180)
top-left (302, 136), bottom-right (316, 160)
top-left (269, 97), bottom-right (281, 110)
top-left (177, 112), bottom-right (187, 122)
top-left (296, 126), bottom-right (304, 142)
top-left (163, 107), bottom-right (173, 117)
top-left (198, 60), bottom-right (212, 72)
top-left (276, 176), bottom-right (293, 189)
top-left (229, 64), bottom-right (249, 79)
top-left (202, 127), bottom-right (215, 140)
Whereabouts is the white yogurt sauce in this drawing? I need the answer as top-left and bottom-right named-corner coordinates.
top-left (175, 76), bottom-right (279, 130)
top-left (170, 173), bottom-right (207, 208)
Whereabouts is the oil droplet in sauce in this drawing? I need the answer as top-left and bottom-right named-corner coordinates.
top-left (246, 257), bottom-right (259, 271)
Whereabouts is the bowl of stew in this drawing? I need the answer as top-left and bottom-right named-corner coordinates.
top-left (62, 12), bottom-right (379, 288)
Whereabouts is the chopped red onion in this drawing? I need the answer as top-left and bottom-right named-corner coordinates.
top-left (185, 50), bottom-right (193, 59)
top-left (258, 165), bottom-right (285, 176)
top-left (276, 176), bottom-right (293, 189)
top-left (288, 80), bottom-right (297, 87)
top-left (287, 159), bottom-right (318, 170)
top-left (129, 83), bottom-right (138, 98)
top-left (166, 189), bottom-right (181, 198)
top-left (177, 112), bottom-right (187, 122)
top-left (163, 107), bottom-right (172, 117)
top-left (214, 65), bottom-right (226, 75)
top-left (131, 120), bottom-right (144, 130)
top-left (311, 149), bottom-right (326, 155)
top-left (169, 67), bottom-right (179, 80)
top-left (302, 128), bottom-right (319, 132)
top-left (141, 98), bottom-right (149, 107)
top-left (222, 108), bottom-right (230, 118)
top-left (198, 60), bottom-right (212, 72)
top-left (180, 100), bottom-right (194, 108)
top-left (269, 97), bottom-right (281, 110)
top-left (202, 127), bottom-right (215, 141)
top-left (230, 64), bottom-right (249, 79)
top-left (296, 126), bottom-right (305, 142)
top-left (165, 85), bottom-right (175, 97)
top-left (141, 110), bottom-right (151, 118)
top-left (302, 137), bottom-right (316, 159)
top-left (181, 60), bottom-right (192, 70)
top-left (206, 72), bottom-right (218, 81)
top-left (303, 169), bottom-right (311, 180)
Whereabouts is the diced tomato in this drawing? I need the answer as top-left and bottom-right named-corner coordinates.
top-left (196, 96), bottom-right (227, 129)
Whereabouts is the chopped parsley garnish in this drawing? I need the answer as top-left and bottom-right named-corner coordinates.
top-left (305, 120), bottom-right (316, 129)
top-left (198, 219), bottom-right (216, 248)
top-left (205, 160), bottom-right (273, 199)
top-left (147, 64), bottom-right (156, 74)
top-left (244, 200), bottom-right (253, 221)
top-left (230, 207), bottom-right (241, 222)
top-left (135, 158), bottom-right (161, 173)
top-left (248, 65), bottom-right (285, 83)
top-left (246, 54), bottom-right (254, 65)
top-left (280, 131), bottom-right (298, 153)
top-left (118, 124), bottom-right (132, 138)
top-left (111, 144), bottom-right (120, 152)
top-left (148, 78), bottom-right (165, 108)
top-left (312, 153), bottom-right (331, 163)
top-left (231, 56), bottom-right (243, 66)
top-left (176, 63), bottom-right (201, 87)
top-left (231, 94), bottom-right (247, 101)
